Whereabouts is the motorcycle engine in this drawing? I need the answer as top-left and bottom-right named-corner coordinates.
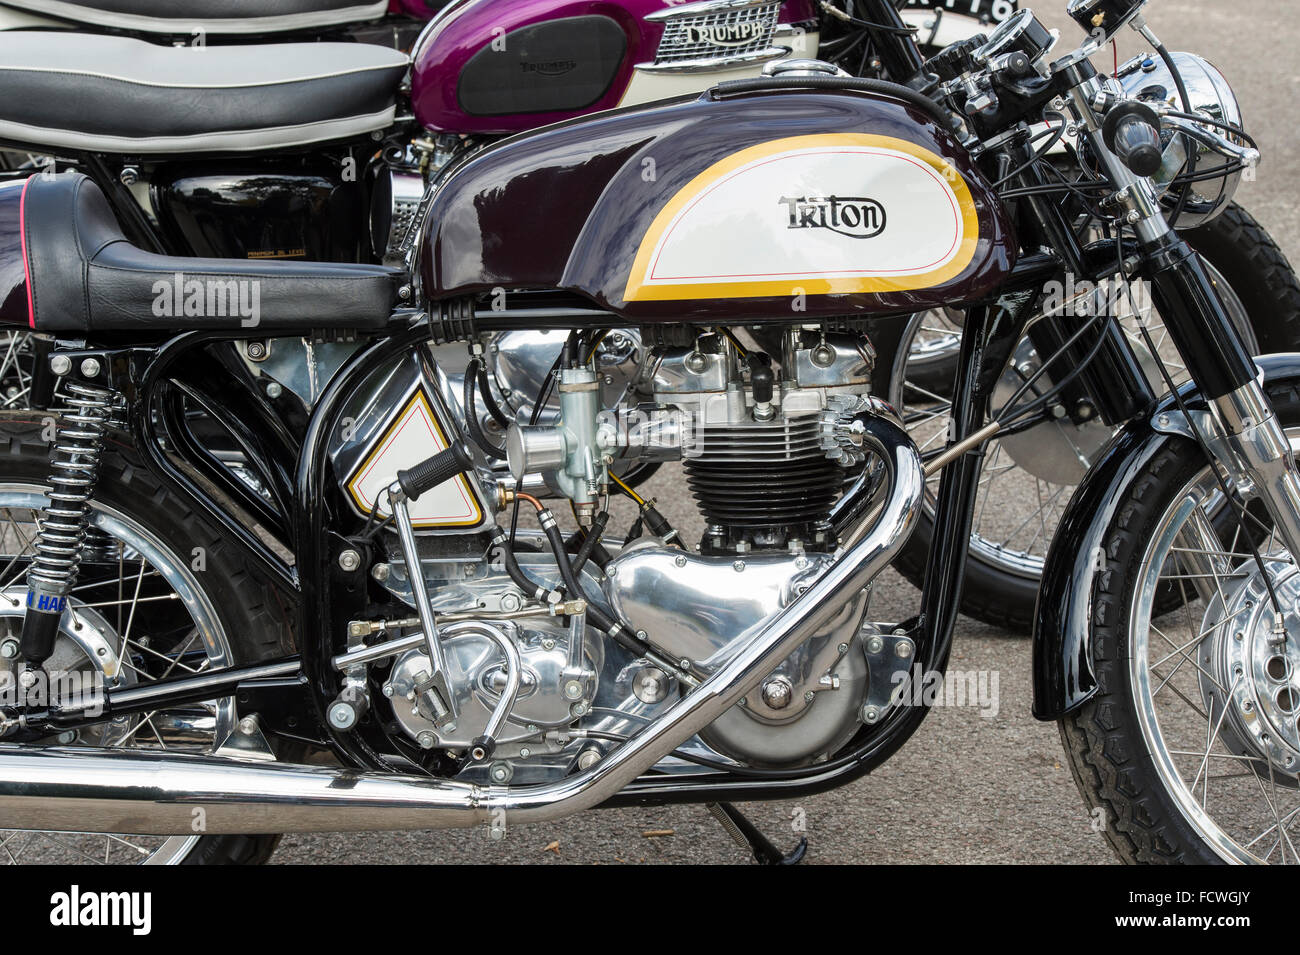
top-left (604, 328), bottom-right (882, 765)
top-left (644, 327), bottom-right (876, 554)
top-left (367, 325), bottom-right (894, 775)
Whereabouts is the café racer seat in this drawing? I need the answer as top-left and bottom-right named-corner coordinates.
top-left (0, 0), bottom-right (390, 34)
top-left (19, 172), bottom-right (402, 332)
top-left (0, 31), bottom-right (409, 153)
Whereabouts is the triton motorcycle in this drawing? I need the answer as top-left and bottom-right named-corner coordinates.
top-left (2, 0), bottom-right (1292, 646)
top-left (0, 0), bottom-right (1296, 866)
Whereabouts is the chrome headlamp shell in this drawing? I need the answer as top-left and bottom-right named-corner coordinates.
top-left (1119, 51), bottom-right (1248, 228)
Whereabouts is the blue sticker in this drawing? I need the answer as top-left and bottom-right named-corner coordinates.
top-left (26, 592), bottom-right (66, 613)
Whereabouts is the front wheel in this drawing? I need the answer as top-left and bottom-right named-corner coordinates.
top-left (1061, 378), bottom-right (1300, 862)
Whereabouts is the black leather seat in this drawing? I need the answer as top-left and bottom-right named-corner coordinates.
top-left (0, 0), bottom-right (390, 34)
top-left (21, 173), bottom-right (402, 332)
top-left (0, 32), bottom-right (409, 154)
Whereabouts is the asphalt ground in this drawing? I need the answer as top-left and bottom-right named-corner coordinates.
top-left (273, 0), bottom-right (1299, 864)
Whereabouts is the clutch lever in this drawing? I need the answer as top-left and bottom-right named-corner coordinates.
top-left (1157, 112), bottom-right (1261, 167)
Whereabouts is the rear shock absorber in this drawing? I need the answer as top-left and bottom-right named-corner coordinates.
top-left (18, 380), bottom-right (114, 689)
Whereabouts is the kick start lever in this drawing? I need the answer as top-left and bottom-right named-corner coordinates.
top-left (384, 442), bottom-right (476, 730)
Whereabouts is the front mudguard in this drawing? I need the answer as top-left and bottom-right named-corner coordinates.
top-left (1031, 352), bottom-right (1300, 720)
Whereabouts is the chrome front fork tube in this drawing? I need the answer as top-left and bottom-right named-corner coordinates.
top-left (1207, 380), bottom-right (1300, 567)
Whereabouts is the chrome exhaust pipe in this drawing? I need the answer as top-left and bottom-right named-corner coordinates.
top-left (0, 417), bottom-right (922, 835)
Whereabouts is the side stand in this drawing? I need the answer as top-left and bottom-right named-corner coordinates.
top-left (705, 802), bottom-right (807, 866)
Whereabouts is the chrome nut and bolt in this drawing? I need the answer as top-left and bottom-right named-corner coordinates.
top-left (337, 549), bottom-right (362, 573)
top-left (760, 677), bottom-right (794, 711)
top-left (328, 700), bottom-right (360, 730)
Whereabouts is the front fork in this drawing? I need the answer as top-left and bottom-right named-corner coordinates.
top-left (1071, 74), bottom-right (1300, 582)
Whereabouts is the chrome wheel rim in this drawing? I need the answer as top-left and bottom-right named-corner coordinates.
top-left (1130, 432), bottom-right (1300, 863)
top-left (892, 261), bottom-right (1254, 582)
top-left (0, 485), bottom-right (234, 864)
top-left (903, 307), bottom-right (963, 373)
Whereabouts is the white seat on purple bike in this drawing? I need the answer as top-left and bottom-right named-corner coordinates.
top-left (0, 0), bottom-right (389, 34)
top-left (0, 31), bottom-right (409, 153)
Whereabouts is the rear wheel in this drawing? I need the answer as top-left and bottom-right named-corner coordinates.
top-left (0, 415), bottom-right (292, 864)
top-left (887, 204), bottom-right (1300, 632)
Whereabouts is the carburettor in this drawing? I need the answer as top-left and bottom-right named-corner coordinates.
top-left (505, 326), bottom-right (879, 552)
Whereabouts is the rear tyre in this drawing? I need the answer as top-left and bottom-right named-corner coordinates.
top-left (0, 414), bottom-right (294, 865)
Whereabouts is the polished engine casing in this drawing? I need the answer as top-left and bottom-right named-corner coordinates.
top-left (606, 541), bottom-right (873, 766)
top-left (417, 88), bottom-right (1016, 322)
top-left (409, 0), bottom-right (819, 136)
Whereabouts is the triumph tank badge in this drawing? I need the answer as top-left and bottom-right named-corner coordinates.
top-left (780, 195), bottom-right (887, 239)
top-left (684, 21), bottom-right (765, 47)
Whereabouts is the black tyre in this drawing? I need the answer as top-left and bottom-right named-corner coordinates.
top-left (886, 203), bottom-right (1300, 633)
top-left (1060, 378), bottom-right (1300, 863)
top-left (0, 413), bottom-right (292, 865)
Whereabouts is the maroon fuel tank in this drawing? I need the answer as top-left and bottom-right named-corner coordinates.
top-left (417, 86), bottom-right (1016, 323)
top-left (0, 179), bottom-right (30, 329)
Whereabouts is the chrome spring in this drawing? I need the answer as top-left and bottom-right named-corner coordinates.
top-left (27, 381), bottom-right (115, 596)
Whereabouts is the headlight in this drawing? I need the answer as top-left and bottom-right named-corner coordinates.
top-left (1119, 51), bottom-right (1248, 228)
